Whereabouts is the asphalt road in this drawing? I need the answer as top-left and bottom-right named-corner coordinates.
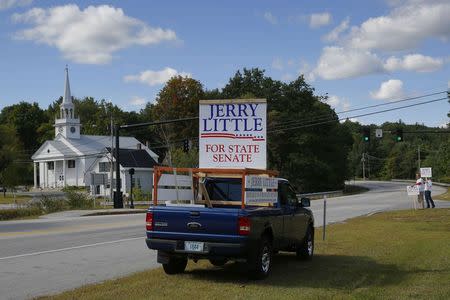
top-left (0, 181), bottom-right (448, 300)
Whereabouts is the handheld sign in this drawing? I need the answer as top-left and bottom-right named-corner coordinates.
top-left (199, 99), bottom-right (267, 169)
top-left (406, 185), bottom-right (419, 196)
top-left (420, 167), bottom-right (432, 178)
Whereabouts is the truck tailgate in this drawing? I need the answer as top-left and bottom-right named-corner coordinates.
top-left (149, 206), bottom-right (241, 240)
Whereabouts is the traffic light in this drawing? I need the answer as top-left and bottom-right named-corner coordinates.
top-left (183, 139), bottom-right (190, 153)
top-left (362, 127), bottom-right (370, 142)
top-left (394, 129), bottom-right (403, 142)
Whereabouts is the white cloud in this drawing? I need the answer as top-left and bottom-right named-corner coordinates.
top-left (124, 67), bottom-right (191, 86)
top-left (323, 17), bottom-right (349, 42)
top-left (0, 0), bottom-right (32, 10)
top-left (271, 57), bottom-right (283, 70)
top-left (263, 11), bottom-right (277, 25)
top-left (12, 4), bottom-right (177, 64)
top-left (347, 1), bottom-right (450, 51)
top-left (309, 13), bottom-right (332, 28)
top-left (370, 79), bottom-right (405, 100)
top-left (129, 96), bottom-right (146, 106)
top-left (384, 54), bottom-right (444, 72)
top-left (323, 95), bottom-right (351, 112)
top-left (313, 46), bottom-right (384, 80)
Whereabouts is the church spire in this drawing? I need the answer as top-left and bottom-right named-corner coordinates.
top-left (63, 65), bottom-right (72, 103)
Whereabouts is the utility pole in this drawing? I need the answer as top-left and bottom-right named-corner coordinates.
top-left (110, 114), bottom-right (114, 202)
top-left (114, 125), bottom-right (123, 208)
top-left (418, 145), bottom-right (421, 171)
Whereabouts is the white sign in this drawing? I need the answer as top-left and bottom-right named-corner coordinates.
top-left (199, 99), bottom-right (267, 169)
top-left (375, 129), bottom-right (383, 138)
top-left (245, 191), bottom-right (278, 204)
top-left (420, 167), bottom-right (432, 178)
top-left (406, 185), bottom-right (419, 196)
top-left (245, 175), bottom-right (278, 189)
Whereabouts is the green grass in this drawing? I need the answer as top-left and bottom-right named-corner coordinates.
top-left (0, 207), bottom-right (42, 220)
top-left (38, 209), bottom-right (450, 300)
top-left (0, 193), bottom-right (32, 204)
top-left (435, 187), bottom-right (450, 201)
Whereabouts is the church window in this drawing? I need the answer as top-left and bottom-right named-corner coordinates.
top-left (47, 162), bottom-right (54, 170)
top-left (68, 160), bottom-right (75, 168)
top-left (70, 109), bottom-right (73, 118)
top-left (65, 109), bottom-right (69, 117)
top-left (99, 162), bottom-right (111, 172)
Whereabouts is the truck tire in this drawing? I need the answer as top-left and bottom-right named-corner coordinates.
top-left (296, 226), bottom-right (314, 260)
top-left (248, 236), bottom-right (273, 279)
top-left (162, 256), bottom-right (188, 275)
top-left (209, 258), bottom-right (228, 267)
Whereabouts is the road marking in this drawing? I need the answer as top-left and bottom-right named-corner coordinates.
top-left (0, 236), bottom-right (144, 261)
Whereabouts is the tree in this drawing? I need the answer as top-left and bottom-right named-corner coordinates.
top-left (0, 102), bottom-right (48, 151)
top-left (0, 125), bottom-right (24, 189)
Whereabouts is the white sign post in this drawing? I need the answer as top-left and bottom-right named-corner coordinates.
top-left (420, 167), bottom-right (432, 178)
top-left (199, 99), bottom-right (267, 169)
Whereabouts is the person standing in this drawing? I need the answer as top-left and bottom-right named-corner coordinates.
top-left (415, 173), bottom-right (425, 209)
top-left (424, 178), bottom-right (435, 208)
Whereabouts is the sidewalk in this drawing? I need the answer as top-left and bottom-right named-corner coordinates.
top-left (40, 208), bottom-right (147, 219)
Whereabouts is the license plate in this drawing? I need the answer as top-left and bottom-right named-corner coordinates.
top-left (184, 241), bottom-right (204, 252)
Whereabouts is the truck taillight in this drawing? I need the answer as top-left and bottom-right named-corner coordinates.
top-left (146, 212), bottom-right (153, 231)
top-left (238, 216), bottom-right (251, 235)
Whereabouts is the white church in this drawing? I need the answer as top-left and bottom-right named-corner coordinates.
top-left (32, 67), bottom-right (158, 196)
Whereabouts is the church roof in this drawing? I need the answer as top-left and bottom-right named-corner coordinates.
top-left (32, 134), bottom-right (158, 161)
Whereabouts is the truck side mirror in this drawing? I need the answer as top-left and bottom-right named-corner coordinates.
top-left (299, 197), bottom-right (310, 207)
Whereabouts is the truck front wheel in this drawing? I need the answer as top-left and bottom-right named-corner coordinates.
top-left (162, 256), bottom-right (188, 275)
top-left (248, 236), bottom-right (273, 279)
top-left (296, 226), bottom-right (314, 260)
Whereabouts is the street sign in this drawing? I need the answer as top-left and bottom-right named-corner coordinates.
top-left (199, 99), bottom-right (267, 169)
top-left (375, 129), bottom-right (383, 138)
top-left (420, 167), bottom-right (432, 178)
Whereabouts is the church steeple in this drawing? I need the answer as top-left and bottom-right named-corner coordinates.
top-left (55, 66), bottom-right (81, 139)
top-left (63, 65), bottom-right (72, 104)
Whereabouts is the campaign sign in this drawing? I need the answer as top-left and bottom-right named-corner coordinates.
top-left (199, 99), bottom-right (267, 169)
top-left (407, 185), bottom-right (419, 196)
top-left (420, 167), bottom-right (432, 178)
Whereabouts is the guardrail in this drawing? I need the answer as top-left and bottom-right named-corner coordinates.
top-left (391, 179), bottom-right (450, 188)
top-left (297, 190), bottom-right (342, 241)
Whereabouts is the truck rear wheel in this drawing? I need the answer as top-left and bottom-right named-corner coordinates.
top-left (162, 256), bottom-right (188, 275)
top-left (296, 226), bottom-right (314, 260)
top-left (248, 236), bottom-right (272, 279)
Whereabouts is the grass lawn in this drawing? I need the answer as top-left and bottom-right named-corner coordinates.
top-left (435, 187), bottom-right (450, 201)
top-left (0, 193), bottom-right (32, 204)
top-left (39, 209), bottom-right (450, 300)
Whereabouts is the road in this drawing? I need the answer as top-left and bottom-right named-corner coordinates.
top-left (0, 181), bottom-right (448, 300)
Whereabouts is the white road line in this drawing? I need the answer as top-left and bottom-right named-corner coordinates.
top-left (0, 236), bottom-right (144, 261)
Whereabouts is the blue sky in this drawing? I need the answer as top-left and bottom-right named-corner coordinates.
top-left (0, 0), bottom-right (449, 127)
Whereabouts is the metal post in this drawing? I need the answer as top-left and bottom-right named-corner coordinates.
top-left (362, 153), bottom-right (366, 181)
top-left (323, 194), bottom-right (327, 241)
top-left (114, 125), bottom-right (123, 208)
top-left (129, 172), bottom-right (134, 209)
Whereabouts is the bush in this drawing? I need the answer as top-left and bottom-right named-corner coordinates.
top-left (66, 190), bottom-right (94, 209)
top-left (0, 207), bottom-right (42, 221)
top-left (36, 194), bottom-right (69, 213)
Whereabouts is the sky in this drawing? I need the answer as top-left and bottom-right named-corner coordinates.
top-left (0, 0), bottom-right (449, 127)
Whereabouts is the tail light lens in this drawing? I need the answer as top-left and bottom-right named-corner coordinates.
top-left (146, 212), bottom-right (153, 231)
top-left (238, 216), bottom-right (251, 235)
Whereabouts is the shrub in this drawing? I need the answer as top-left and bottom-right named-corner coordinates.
top-left (66, 190), bottom-right (94, 209)
top-left (31, 194), bottom-right (68, 213)
top-left (0, 207), bottom-right (42, 221)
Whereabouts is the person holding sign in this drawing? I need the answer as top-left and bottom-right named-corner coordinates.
top-left (414, 173), bottom-right (425, 209)
top-left (424, 178), bottom-right (435, 208)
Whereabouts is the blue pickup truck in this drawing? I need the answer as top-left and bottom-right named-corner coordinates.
top-left (146, 168), bottom-right (314, 279)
